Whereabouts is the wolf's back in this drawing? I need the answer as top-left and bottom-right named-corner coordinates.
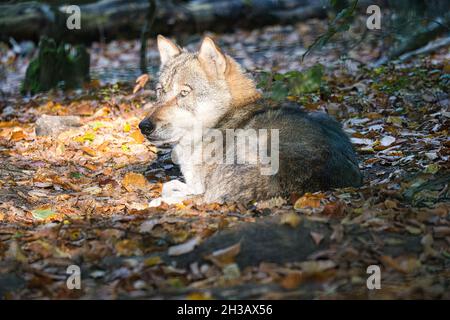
top-left (252, 104), bottom-right (362, 195)
top-left (204, 102), bottom-right (362, 202)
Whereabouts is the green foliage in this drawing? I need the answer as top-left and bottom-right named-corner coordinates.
top-left (257, 64), bottom-right (324, 101)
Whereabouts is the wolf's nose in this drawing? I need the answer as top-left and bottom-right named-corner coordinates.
top-left (139, 119), bottom-right (155, 135)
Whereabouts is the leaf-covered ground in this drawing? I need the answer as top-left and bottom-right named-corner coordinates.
top-left (0, 19), bottom-right (449, 299)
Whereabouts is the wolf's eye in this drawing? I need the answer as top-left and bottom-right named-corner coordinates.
top-left (180, 89), bottom-right (190, 97)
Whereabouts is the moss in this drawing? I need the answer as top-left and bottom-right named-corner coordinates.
top-left (22, 37), bottom-right (90, 95)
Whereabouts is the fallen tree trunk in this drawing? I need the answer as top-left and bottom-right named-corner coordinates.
top-left (0, 0), bottom-right (326, 43)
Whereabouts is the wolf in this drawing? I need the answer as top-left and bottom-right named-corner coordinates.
top-left (139, 35), bottom-right (362, 205)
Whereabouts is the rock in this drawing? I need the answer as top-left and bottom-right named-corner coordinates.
top-left (166, 216), bottom-right (422, 269)
top-left (1, 106), bottom-right (15, 118)
top-left (35, 115), bottom-right (82, 137)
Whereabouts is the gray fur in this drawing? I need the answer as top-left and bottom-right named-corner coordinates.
top-left (140, 36), bottom-right (362, 204)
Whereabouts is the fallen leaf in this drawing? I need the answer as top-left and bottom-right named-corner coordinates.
top-left (423, 163), bottom-right (440, 174)
top-left (433, 226), bottom-right (450, 238)
top-left (168, 237), bottom-right (201, 256)
top-left (280, 271), bottom-right (303, 289)
top-left (144, 256), bottom-right (163, 267)
top-left (131, 130), bottom-right (145, 143)
top-left (222, 263), bottom-right (241, 280)
top-left (122, 172), bottom-right (149, 191)
top-left (294, 193), bottom-right (323, 209)
top-left (380, 135), bottom-right (396, 147)
top-left (205, 242), bottom-right (241, 267)
top-left (10, 128), bottom-right (27, 141)
top-left (322, 201), bottom-right (344, 215)
top-left (280, 212), bottom-right (301, 228)
top-left (299, 260), bottom-right (336, 273)
top-left (81, 146), bottom-right (97, 157)
top-left (74, 103), bottom-right (94, 116)
top-left (310, 231), bottom-right (324, 245)
top-left (384, 199), bottom-right (398, 209)
top-left (115, 239), bottom-right (142, 256)
top-left (186, 292), bottom-right (212, 300)
top-left (380, 255), bottom-right (421, 274)
top-left (405, 225), bottom-right (422, 235)
top-left (133, 74), bottom-right (150, 94)
top-left (31, 207), bottom-right (57, 220)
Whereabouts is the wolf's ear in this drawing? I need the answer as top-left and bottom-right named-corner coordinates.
top-left (157, 35), bottom-right (181, 65)
top-left (198, 37), bottom-right (227, 78)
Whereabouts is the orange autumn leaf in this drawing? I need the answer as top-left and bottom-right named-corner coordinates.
top-left (83, 163), bottom-right (98, 171)
top-left (130, 130), bottom-right (145, 143)
top-left (280, 272), bottom-right (303, 289)
top-left (96, 141), bottom-right (110, 152)
top-left (122, 172), bottom-right (149, 191)
top-left (81, 146), bottom-right (97, 157)
top-left (10, 128), bottom-right (27, 141)
top-left (0, 121), bottom-right (19, 128)
top-left (294, 193), bottom-right (324, 209)
top-left (133, 74), bottom-right (150, 94)
top-left (205, 242), bottom-right (241, 268)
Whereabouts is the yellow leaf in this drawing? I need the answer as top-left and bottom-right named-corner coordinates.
top-left (123, 122), bottom-right (131, 132)
top-left (75, 131), bottom-right (95, 143)
top-left (280, 212), bottom-right (301, 228)
top-left (175, 203), bottom-right (186, 210)
top-left (144, 256), bottom-right (163, 267)
top-left (187, 292), bottom-right (212, 300)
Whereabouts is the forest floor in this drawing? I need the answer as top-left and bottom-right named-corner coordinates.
top-left (0, 19), bottom-right (449, 299)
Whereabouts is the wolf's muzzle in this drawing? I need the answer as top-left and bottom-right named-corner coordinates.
top-left (139, 119), bottom-right (155, 136)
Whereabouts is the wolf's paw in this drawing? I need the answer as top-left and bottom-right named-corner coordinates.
top-left (148, 196), bottom-right (185, 207)
top-left (148, 180), bottom-right (197, 207)
top-left (161, 180), bottom-right (191, 198)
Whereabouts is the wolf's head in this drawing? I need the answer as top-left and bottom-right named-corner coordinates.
top-left (139, 35), bottom-right (260, 145)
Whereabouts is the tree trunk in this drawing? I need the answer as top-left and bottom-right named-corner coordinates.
top-left (0, 0), bottom-right (326, 43)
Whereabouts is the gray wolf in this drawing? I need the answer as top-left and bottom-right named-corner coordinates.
top-left (139, 35), bottom-right (362, 204)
